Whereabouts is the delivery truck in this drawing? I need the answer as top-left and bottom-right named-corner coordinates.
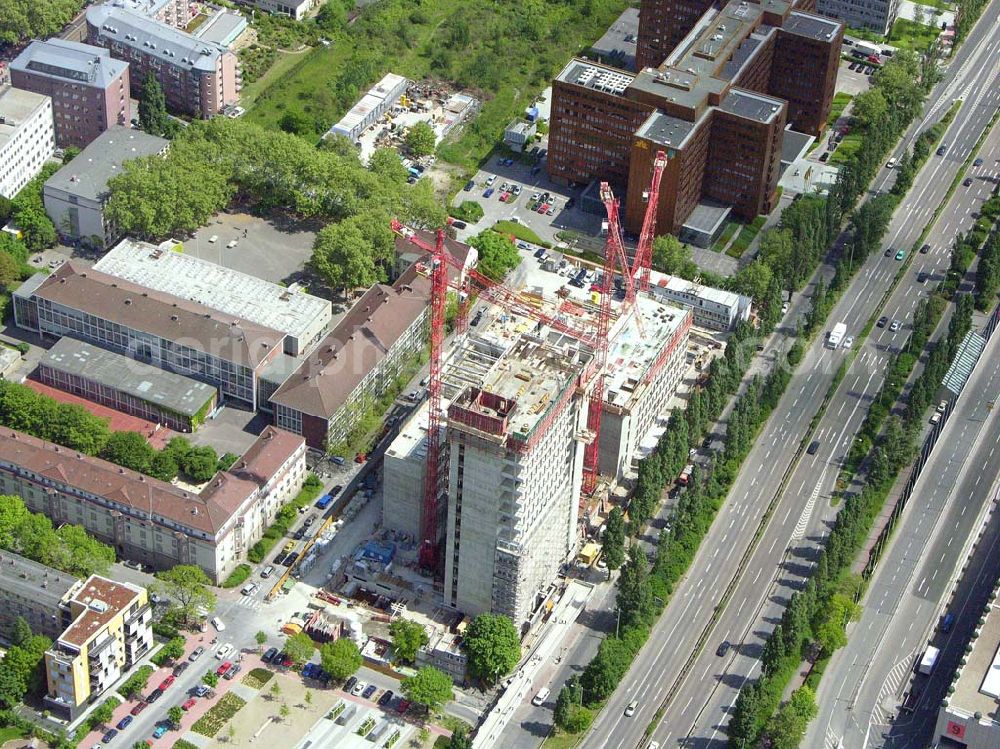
top-left (827, 322), bottom-right (847, 349)
top-left (918, 645), bottom-right (940, 675)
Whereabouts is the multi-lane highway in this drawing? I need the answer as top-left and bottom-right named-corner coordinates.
top-left (575, 5), bottom-right (1000, 748)
top-left (808, 309), bottom-right (1000, 749)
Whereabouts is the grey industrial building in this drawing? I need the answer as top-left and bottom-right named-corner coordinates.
top-left (93, 238), bottom-right (332, 357)
top-left (647, 270), bottom-right (753, 331)
top-left (36, 337), bottom-right (218, 432)
top-left (326, 72), bottom-right (407, 142)
top-left (42, 127), bottom-right (169, 249)
top-left (0, 550), bottom-right (81, 642)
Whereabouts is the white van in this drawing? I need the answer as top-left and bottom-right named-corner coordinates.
top-left (531, 687), bottom-right (550, 706)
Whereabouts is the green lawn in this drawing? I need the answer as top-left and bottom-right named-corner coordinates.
top-left (886, 17), bottom-right (942, 52)
top-left (0, 727), bottom-right (26, 743)
top-left (909, 0), bottom-right (952, 9)
top-left (246, 0), bottom-right (631, 167)
top-left (541, 731), bottom-right (583, 749)
top-left (827, 92), bottom-right (854, 126)
top-left (494, 221), bottom-right (550, 247)
top-left (830, 132), bottom-right (864, 165)
top-left (240, 49), bottom-right (312, 109)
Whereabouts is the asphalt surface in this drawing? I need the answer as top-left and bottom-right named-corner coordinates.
top-left (570, 7), bottom-right (1000, 748)
top-left (808, 310), bottom-right (1000, 749)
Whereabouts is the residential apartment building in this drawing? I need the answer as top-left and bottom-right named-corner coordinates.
top-left (93, 238), bottom-right (332, 357)
top-left (0, 86), bottom-right (54, 199)
top-left (549, 0), bottom-right (842, 239)
top-left (44, 576), bottom-right (152, 721)
top-left (817, 0), bottom-right (898, 34)
top-left (116, 0), bottom-right (192, 28)
top-left (86, 3), bottom-right (240, 119)
top-left (0, 551), bottom-right (81, 642)
top-left (9, 40), bottom-right (130, 150)
top-left (241, 0), bottom-right (318, 21)
top-left (443, 337), bottom-right (589, 628)
top-left (42, 127), bottom-right (168, 249)
top-left (36, 337), bottom-right (218, 432)
top-left (0, 425), bottom-right (306, 584)
top-left (12, 263), bottom-right (285, 410)
top-left (270, 263), bottom-right (431, 450)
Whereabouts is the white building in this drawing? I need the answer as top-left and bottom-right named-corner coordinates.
top-left (504, 120), bottom-right (537, 152)
top-left (93, 238), bottom-right (332, 356)
top-left (244, 0), bottom-right (317, 20)
top-left (326, 73), bottom-right (407, 142)
top-left (0, 86), bottom-right (55, 199)
top-left (816, 0), bottom-right (898, 35)
top-left (647, 269), bottom-right (752, 331)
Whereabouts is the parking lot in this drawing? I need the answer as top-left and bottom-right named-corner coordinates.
top-left (452, 149), bottom-right (603, 245)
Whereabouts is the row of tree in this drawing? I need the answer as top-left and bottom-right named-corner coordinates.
top-left (0, 494), bottom-right (114, 577)
top-left (729, 290), bottom-right (976, 747)
top-left (0, 0), bottom-right (83, 46)
top-left (0, 380), bottom-right (231, 482)
top-left (972, 191), bottom-right (1000, 310)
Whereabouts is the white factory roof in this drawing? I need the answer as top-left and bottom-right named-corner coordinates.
top-left (93, 238), bottom-right (331, 346)
top-left (0, 87), bottom-right (50, 151)
top-left (330, 72), bottom-right (407, 135)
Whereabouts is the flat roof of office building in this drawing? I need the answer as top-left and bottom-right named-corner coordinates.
top-left (40, 337), bottom-right (216, 418)
top-left (682, 200), bottom-right (733, 235)
top-left (44, 127), bottom-right (168, 202)
top-left (556, 59), bottom-right (635, 95)
top-left (783, 11), bottom-right (842, 41)
top-left (719, 88), bottom-right (785, 123)
top-left (636, 110), bottom-right (697, 149)
top-left (0, 86), bottom-right (50, 151)
top-left (0, 550), bottom-right (79, 610)
top-left (649, 269), bottom-right (744, 308)
top-left (949, 583), bottom-right (1000, 718)
top-left (93, 239), bottom-right (330, 347)
top-left (590, 7), bottom-right (639, 70)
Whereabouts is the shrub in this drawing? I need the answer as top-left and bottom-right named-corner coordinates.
top-left (222, 563), bottom-right (252, 589)
top-left (119, 665), bottom-right (154, 698)
top-left (450, 201), bottom-right (484, 224)
top-left (242, 668), bottom-right (273, 689)
top-left (191, 692), bottom-right (246, 737)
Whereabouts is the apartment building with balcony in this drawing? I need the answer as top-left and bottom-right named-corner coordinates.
top-left (0, 551), bottom-right (81, 642)
top-left (86, 3), bottom-right (239, 119)
top-left (10, 39), bottom-right (130, 149)
top-left (0, 86), bottom-right (55, 199)
top-left (549, 0), bottom-right (842, 242)
top-left (43, 576), bottom-right (152, 721)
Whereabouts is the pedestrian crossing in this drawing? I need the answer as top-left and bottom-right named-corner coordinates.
top-left (236, 595), bottom-right (265, 611)
top-left (823, 728), bottom-right (842, 749)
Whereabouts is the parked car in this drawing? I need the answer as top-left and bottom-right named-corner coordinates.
top-left (344, 676), bottom-right (358, 693)
top-left (272, 552), bottom-right (288, 566)
top-left (396, 698), bottom-right (411, 714)
top-left (171, 661), bottom-right (189, 677)
top-left (464, 180), bottom-right (474, 191)
top-left (152, 724), bottom-right (169, 739)
top-left (215, 643), bottom-right (235, 660)
top-left (117, 716), bottom-right (134, 730)
top-left (483, 187), bottom-right (495, 198)
top-left (485, 175), bottom-right (496, 186)
top-left (189, 646), bottom-right (205, 662)
top-left (146, 688), bottom-right (163, 704)
top-left (130, 701), bottom-right (149, 716)
top-left (352, 681), bottom-right (366, 696)
top-left (263, 647), bottom-right (279, 663)
top-left (379, 689), bottom-right (395, 707)
top-left (216, 661), bottom-right (234, 677)
top-left (158, 676), bottom-right (175, 691)
top-left (193, 684), bottom-right (211, 698)
top-left (223, 664), bottom-right (241, 680)
top-left (363, 684), bottom-right (377, 699)
top-left (182, 698), bottom-right (197, 711)
top-left (283, 552), bottom-right (299, 567)
top-left (102, 729), bottom-right (119, 743)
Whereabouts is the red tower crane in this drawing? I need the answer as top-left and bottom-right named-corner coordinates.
top-left (630, 150), bottom-right (669, 302)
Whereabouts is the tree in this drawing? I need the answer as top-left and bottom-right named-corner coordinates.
top-left (284, 632), bottom-right (315, 666)
top-left (406, 121), bottom-right (436, 157)
top-left (602, 507), bottom-right (626, 571)
top-left (764, 685), bottom-right (818, 749)
top-left (304, 690), bottom-right (313, 706)
top-left (616, 546), bottom-right (655, 630)
top-left (731, 261), bottom-right (774, 307)
top-left (203, 671), bottom-right (220, 687)
top-left (651, 234), bottom-right (693, 276)
top-left (90, 696), bottom-right (119, 726)
top-left (158, 636), bottom-right (186, 663)
top-left (148, 451), bottom-right (179, 482)
top-left (0, 251), bottom-right (21, 290)
top-left (255, 631), bottom-right (268, 651)
top-left (10, 616), bottom-right (31, 647)
top-left (0, 0), bottom-right (85, 46)
top-left (269, 680), bottom-right (281, 701)
top-left (55, 522), bottom-right (115, 577)
top-left (580, 637), bottom-right (632, 704)
top-left (851, 88), bottom-right (888, 129)
top-left (155, 565), bottom-right (216, 627)
top-left (554, 675), bottom-right (583, 729)
top-left (138, 72), bottom-right (171, 138)
top-left (227, 723), bottom-right (237, 743)
top-left (469, 231), bottom-right (520, 281)
top-left (167, 705), bottom-right (184, 728)
top-left (400, 666), bottom-right (453, 710)
top-left (449, 725), bottom-right (473, 749)
top-left (463, 614), bottom-right (521, 684)
top-left (99, 430), bottom-right (156, 474)
top-left (319, 638), bottom-right (362, 680)
top-left (179, 445), bottom-right (220, 482)
top-left (389, 619), bottom-right (429, 664)
top-left (311, 219), bottom-right (381, 291)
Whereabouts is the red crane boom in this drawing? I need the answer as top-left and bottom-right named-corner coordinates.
top-left (631, 150), bottom-right (669, 301)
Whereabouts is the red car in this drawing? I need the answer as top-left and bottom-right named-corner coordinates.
top-left (396, 698), bottom-right (410, 714)
top-left (216, 661), bottom-right (233, 677)
top-left (537, 203), bottom-right (549, 214)
top-left (354, 453), bottom-right (366, 464)
top-left (182, 698), bottom-right (197, 711)
top-left (158, 675), bottom-right (175, 691)
top-left (130, 701), bottom-right (149, 716)
top-left (499, 191), bottom-right (510, 202)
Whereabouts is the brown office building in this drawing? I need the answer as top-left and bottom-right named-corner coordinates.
top-left (9, 39), bottom-right (130, 149)
top-left (550, 0), bottom-right (841, 244)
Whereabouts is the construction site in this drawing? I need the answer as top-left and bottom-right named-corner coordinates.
top-left (370, 157), bottom-right (716, 632)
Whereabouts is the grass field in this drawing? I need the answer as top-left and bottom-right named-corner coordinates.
top-left (240, 49), bottom-right (313, 109)
top-left (828, 92), bottom-right (854, 126)
top-left (887, 17), bottom-right (942, 51)
top-left (246, 0), bottom-right (630, 168)
top-left (830, 132), bottom-right (864, 165)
